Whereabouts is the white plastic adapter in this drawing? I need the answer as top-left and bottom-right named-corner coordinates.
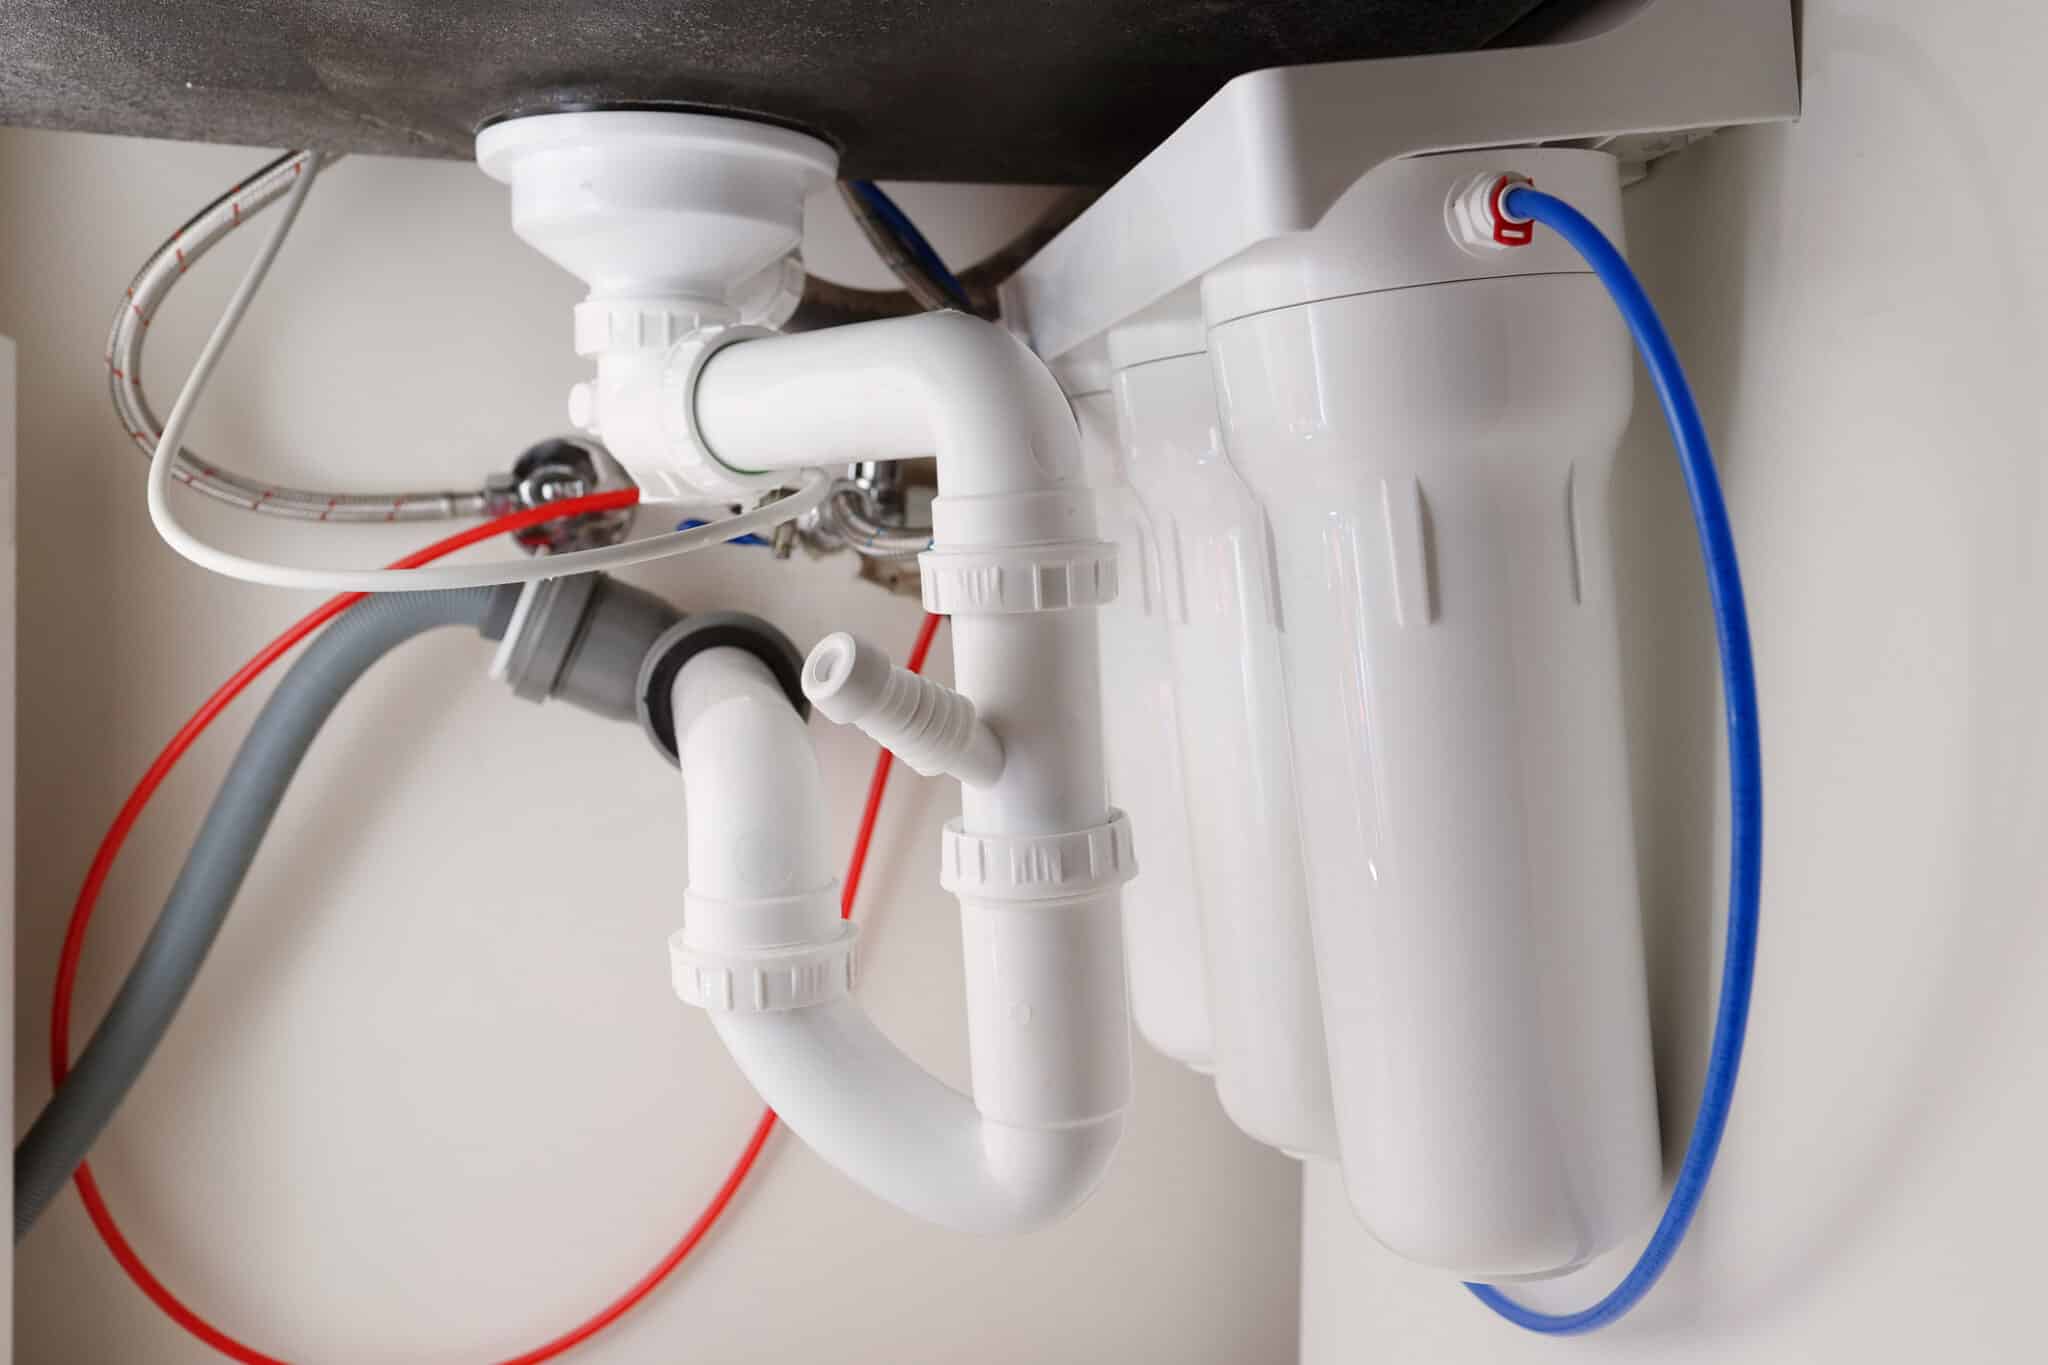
top-left (804, 632), bottom-right (1004, 788)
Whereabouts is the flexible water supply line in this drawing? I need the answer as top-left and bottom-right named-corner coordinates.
top-left (1459, 184), bottom-right (1762, 1334)
top-left (140, 151), bottom-right (830, 593)
top-left (823, 482), bottom-right (934, 558)
top-left (106, 150), bottom-right (501, 521)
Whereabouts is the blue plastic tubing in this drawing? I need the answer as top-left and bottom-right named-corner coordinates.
top-left (847, 180), bottom-right (973, 309)
top-left (675, 518), bottom-right (770, 547)
top-left (1458, 185), bottom-right (1764, 1334)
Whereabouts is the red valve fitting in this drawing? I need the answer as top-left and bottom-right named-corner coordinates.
top-left (1449, 171), bottom-right (1536, 252)
top-left (1487, 173), bottom-right (1536, 245)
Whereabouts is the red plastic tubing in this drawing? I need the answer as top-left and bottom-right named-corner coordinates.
top-left (48, 487), bottom-right (945, 1363)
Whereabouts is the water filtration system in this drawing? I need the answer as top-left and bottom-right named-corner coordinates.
top-left (13, 0), bottom-right (1798, 1354)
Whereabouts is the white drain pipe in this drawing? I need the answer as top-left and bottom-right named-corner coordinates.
top-left (481, 113), bottom-right (1132, 1233)
top-left (671, 310), bottom-right (1134, 1234)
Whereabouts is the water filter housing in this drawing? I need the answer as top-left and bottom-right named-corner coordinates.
top-left (1001, 0), bottom-right (1796, 1284)
top-left (1108, 306), bottom-right (1337, 1159)
top-left (1208, 148), bottom-right (1662, 1278)
top-left (1074, 391), bottom-right (1215, 1070)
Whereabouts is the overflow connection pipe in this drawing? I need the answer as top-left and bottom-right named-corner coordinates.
top-left (670, 310), bottom-right (1134, 1233)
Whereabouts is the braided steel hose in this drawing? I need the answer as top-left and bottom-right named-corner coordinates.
top-left (106, 150), bottom-right (498, 522)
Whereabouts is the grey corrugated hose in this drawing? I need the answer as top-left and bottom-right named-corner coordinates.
top-left (13, 588), bottom-right (496, 1241)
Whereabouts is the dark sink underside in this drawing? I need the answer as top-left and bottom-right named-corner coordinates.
top-left (0, 0), bottom-right (1559, 182)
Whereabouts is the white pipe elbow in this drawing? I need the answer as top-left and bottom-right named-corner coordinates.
top-left (673, 647), bottom-right (835, 915)
top-left (712, 1003), bottom-right (1124, 1235)
top-left (669, 646), bottom-right (1133, 1235)
top-left (690, 312), bottom-right (1118, 830)
top-left (692, 309), bottom-right (1092, 519)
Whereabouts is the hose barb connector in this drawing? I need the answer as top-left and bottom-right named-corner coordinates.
top-left (804, 631), bottom-right (1004, 787)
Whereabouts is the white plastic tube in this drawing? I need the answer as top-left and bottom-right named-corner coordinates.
top-left (678, 312), bottom-right (1133, 1233)
top-left (1112, 343), bottom-right (1334, 1157)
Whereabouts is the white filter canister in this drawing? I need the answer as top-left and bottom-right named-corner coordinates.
top-left (1114, 346), bottom-right (1336, 1159)
top-left (1206, 149), bottom-right (1661, 1278)
top-left (1074, 391), bottom-right (1214, 1070)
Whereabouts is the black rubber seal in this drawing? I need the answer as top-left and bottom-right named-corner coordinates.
top-left (637, 611), bottom-right (811, 766)
top-left (475, 98), bottom-right (839, 153)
